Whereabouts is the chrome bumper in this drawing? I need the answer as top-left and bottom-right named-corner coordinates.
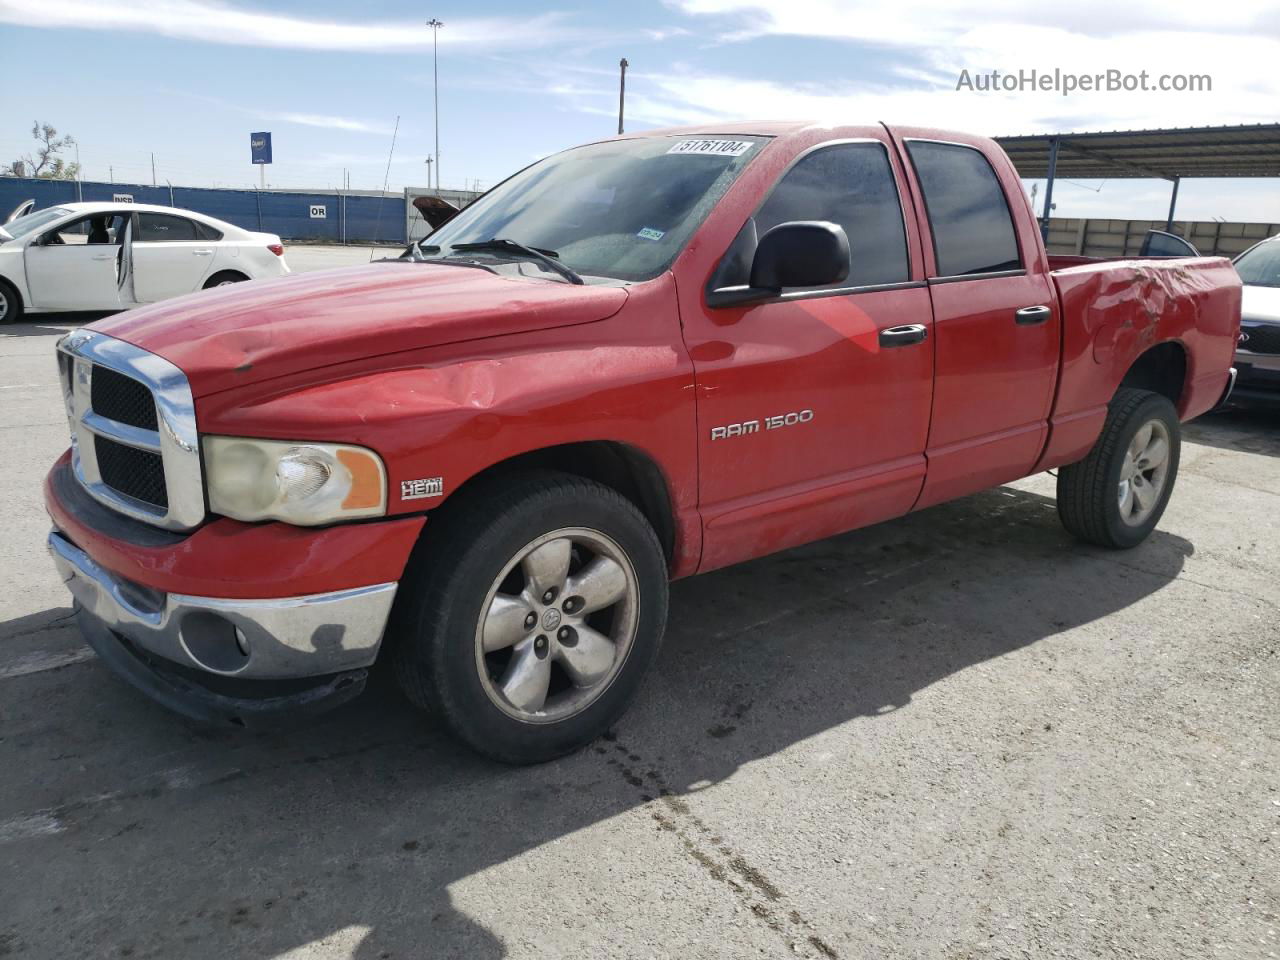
top-left (47, 531), bottom-right (397, 680)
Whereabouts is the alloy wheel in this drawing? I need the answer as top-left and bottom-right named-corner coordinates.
top-left (474, 527), bottom-right (639, 723)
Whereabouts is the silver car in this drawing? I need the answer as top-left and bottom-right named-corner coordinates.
top-left (1233, 235), bottom-right (1280, 402)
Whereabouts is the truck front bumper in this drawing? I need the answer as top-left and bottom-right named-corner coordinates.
top-left (48, 530), bottom-right (398, 725)
top-left (43, 452), bottom-right (426, 725)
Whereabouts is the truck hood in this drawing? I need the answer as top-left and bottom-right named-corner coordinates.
top-left (1241, 283), bottom-right (1280, 324)
top-left (90, 262), bottom-right (629, 397)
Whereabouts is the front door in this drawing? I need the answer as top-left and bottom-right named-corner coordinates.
top-left (24, 213), bottom-right (127, 311)
top-left (683, 137), bottom-right (935, 572)
top-left (131, 212), bottom-right (216, 302)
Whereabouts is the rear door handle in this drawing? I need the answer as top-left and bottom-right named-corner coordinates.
top-left (1015, 305), bottom-right (1051, 325)
top-left (193, 248), bottom-right (214, 256)
top-left (91, 253), bottom-right (115, 260)
top-left (879, 323), bottom-right (928, 347)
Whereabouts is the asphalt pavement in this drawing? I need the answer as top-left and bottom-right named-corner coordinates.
top-left (1, 251), bottom-right (1276, 958)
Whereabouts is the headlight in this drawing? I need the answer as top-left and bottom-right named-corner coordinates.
top-left (203, 436), bottom-right (386, 525)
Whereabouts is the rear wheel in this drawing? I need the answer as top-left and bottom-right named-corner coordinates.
top-left (389, 471), bottom-right (668, 764)
top-left (0, 279), bottom-right (23, 323)
top-left (202, 270), bottom-right (248, 289)
top-left (1057, 388), bottom-right (1181, 549)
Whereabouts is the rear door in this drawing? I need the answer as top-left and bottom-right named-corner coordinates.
top-left (891, 133), bottom-right (1060, 508)
top-left (131, 212), bottom-right (216, 301)
top-left (682, 135), bottom-right (935, 572)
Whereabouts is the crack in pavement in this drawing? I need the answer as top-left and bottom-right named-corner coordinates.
top-left (598, 735), bottom-right (844, 959)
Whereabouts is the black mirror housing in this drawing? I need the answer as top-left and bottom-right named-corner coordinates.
top-left (750, 220), bottom-right (850, 290)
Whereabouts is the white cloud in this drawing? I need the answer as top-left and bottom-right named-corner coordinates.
top-left (0, 0), bottom-right (586, 52)
top-left (278, 113), bottom-right (393, 135)
top-left (660, 0), bottom-right (1280, 133)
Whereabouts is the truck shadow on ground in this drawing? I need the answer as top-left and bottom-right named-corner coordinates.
top-left (3, 485), bottom-right (1194, 959)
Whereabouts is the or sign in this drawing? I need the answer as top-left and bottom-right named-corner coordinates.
top-left (250, 131), bottom-right (272, 165)
top-left (309, 205), bottom-right (327, 219)
top-left (113, 193), bottom-right (134, 203)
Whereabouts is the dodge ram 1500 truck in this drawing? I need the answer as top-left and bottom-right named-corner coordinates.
top-left (44, 122), bottom-right (1240, 763)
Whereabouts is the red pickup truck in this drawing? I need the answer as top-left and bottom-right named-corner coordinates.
top-left (44, 122), bottom-right (1239, 763)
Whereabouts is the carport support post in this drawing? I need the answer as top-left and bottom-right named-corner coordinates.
top-left (1040, 136), bottom-right (1059, 244)
top-left (1165, 177), bottom-right (1181, 232)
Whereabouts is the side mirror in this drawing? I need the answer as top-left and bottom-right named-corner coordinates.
top-left (751, 221), bottom-right (850, 289)
top-left (708, 220), bottom-right (850, 307)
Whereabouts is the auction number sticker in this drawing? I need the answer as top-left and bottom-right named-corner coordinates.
top-left (666, 139), bottom-right (753, 157)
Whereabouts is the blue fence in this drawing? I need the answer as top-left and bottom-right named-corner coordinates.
top-left (0, 177), bottom-right (408, 245)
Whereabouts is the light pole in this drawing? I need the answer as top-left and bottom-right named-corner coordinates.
top-left (425, 155), bottom-right (433, 189)
top-left (617, 58), bottom-right (628, 135)
top-left (427, 18), bottom-right (443, 190)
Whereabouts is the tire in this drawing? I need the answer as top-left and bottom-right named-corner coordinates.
top-left (388, 471), bottom-right (668, 764)
top-left (1057, 387), bottom-right (1181, 549)
top-left (0, 278), bottom-right (23, 324)
top-left (202, 271), bottom-right (249, 289)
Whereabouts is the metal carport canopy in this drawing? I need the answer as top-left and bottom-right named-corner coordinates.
top-left (993, 122), bottom-right (1280, 235)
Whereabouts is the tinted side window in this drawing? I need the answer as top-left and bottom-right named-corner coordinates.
top-left (194, 221), bottom-right (224, 241)
top-left (137, 213), bottom-right (198, 242)
top-left (906, 141), bottom-right (1021, 277)
top-left (755, 142), bottom-right (910, 288)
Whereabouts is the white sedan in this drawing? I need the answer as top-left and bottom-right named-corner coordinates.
top-left (0, 202), bottom-right (290, 322)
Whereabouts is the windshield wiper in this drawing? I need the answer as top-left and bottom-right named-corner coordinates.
top-left (450, 238), bottom-right (584, 285)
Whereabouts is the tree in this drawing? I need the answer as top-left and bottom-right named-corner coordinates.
top-left (3, 122), bottom-right (81, 180)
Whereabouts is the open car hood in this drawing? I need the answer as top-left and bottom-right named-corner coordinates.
top-left (90, 261), bottom-right (628, 397)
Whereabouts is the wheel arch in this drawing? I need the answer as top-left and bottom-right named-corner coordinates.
top-left (203, 269), bottom-right (250, 288)
top-left (428, 440), bottom-right (678, 567)
top-left (0, 272), bottom-right (23, 319)
top-left (1117, 340), bottom-right (1188, 411)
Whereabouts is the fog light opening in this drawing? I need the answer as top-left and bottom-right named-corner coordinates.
top-left (179, 612), bottom-right (252, 675)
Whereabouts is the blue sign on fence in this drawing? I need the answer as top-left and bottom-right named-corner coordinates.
top-left (250, 132), bottom-right (272, 165)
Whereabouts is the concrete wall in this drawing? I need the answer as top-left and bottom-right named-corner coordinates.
top-left (1044, 216), bottom-right (1279, 258)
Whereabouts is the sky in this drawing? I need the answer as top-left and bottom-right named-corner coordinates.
top-left (1, 0), bottom-right (1277, 222)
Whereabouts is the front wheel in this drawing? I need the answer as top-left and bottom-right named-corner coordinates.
top-left (389, 472), bottom-right (668, 763)
top-left (0, 279), bottom-right (23, 324)
top-left (1057, 387), bottom-right (1181, 549)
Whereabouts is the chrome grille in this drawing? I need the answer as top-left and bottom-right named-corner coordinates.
top-left (90, 366), bottom-right (159, 431)
top-left (56, 330), bottom-right (204, 531)
top-left (94, 435), bottom-right (168, 508)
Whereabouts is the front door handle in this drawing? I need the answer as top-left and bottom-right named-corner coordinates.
top-left (1015, 305), bottom-right (1051, 325)
top-left (879, 323), bottom-right (928, 348)
top-left (91, 253), bottom-right (115, 261)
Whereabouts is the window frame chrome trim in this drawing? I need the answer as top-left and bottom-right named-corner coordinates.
top-left (56, 329), bottom-right (205, 531)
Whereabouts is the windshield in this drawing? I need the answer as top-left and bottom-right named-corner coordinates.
top-left (3, 207), bottom-right (71, 240)
top-left (420, 136), bottom-right (767, 282)
top-left (1234, 240), bottom-right (1280, 288)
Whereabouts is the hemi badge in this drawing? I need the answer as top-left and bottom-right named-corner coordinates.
top-left (401, 477), bottom-right (444, 500)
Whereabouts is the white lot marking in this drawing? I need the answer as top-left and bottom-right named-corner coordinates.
top-left (0, 647), bottom-right (96, 680)
top-left (0, 383), bottom-right (53, 390)
top-left (0, 813), bottom-right (66, 844)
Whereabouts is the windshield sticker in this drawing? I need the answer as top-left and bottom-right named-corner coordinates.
top-left (666, 139), bottom-right (753, 157)
top-left (637, 227), bottom-right (665, 241)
